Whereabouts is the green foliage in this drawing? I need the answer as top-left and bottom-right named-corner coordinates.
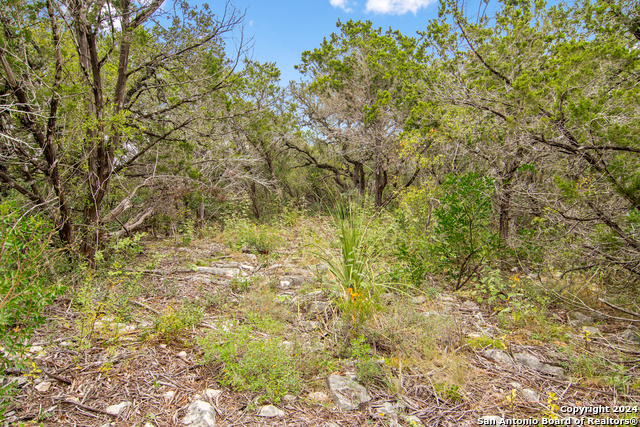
top-left (431, 173), bottom-right (500, 290)
top-left (199, 322), bottom-right (302, 403)
top-left (350, 334), bottom-right (383, 387)
top-left (153, 303), bottom-right (203, 344)
top-left (0, 202), bottom-right (65, 353)
top-left (295, 20), bottom-right (425, 204)
top-left (434, 382), bottom-right (463, 403)
top-left (393, 241), bottom-right (430, 289)
top-left (320, 204), bottom-right (381, 329)
top-left (466, 334), bottom-right (506, 350)
top-left (222, 215), bottom-right (283, 255)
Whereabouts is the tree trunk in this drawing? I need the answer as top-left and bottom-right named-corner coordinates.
top-left (374, 168), bottom-right (387, 208)
top-left (498, 182), bottom-right (512, 242)
top-left (248, 181), bottom-right (261, 219)
top-left (353, 162), bottom-right (365, 196)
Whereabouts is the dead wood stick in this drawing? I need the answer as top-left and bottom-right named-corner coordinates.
top-left (130, 299), bottom-right (160, 315)
top-left (598, 298), bottom-right (640, 319)
top-left (40, 366), bottom-right (72, 385)
top-left (62, 398), bottom-right (117, 417)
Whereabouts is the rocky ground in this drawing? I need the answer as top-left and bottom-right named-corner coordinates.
top-left (2, 230), bottom-right (640, 427)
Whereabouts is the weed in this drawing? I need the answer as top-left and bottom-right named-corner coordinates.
top-left (199, 322), bottom-right (302, 403)
top-left (0, 201), bottom-right (66, 355)
top-left (153, 303), bottom-right (203, 344)
top-left (222, 215), bottom-right (283, 255)
top-left (230, 276), bottom-right (252, 293)
top-left (391, 241), bottom-right (430, 290)
top-left (466, 334), bottom-right (506, 350)
top-left (350, 334), bottom-right (384, 386)
top-left (434, 382), bottom-right (464, 402)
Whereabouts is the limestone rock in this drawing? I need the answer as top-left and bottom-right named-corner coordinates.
top-left (281, 275), bottom-right (308, 287)
top-left (520, 388), bottom-right (539, 402)
top-left (308, 391), bottom-right (330, 403)
top-left (621, 328), bottom-right (640, 343)
top-left (308, 300), bottom-right (330, 314)
top-left (568, 311), bottom-right (594, 327)
top-left (282, 394), bottom-right (297, 403)
top-left (582, 326), bottom-right (601, 337)
top-left (105, 401), bottom-right (131, 416)
top-left (204, 389), bottom-right (222, 400)
top-left (182, 400), bottom-right (216, 427)
top-left (327, 374), bottom-right (371, 411)
top-left (405, 415), bottom-right (424, 426)
top-left (300, 320), bottom-right (320, 331)
top-left (483, 349), bottom-right (514, 365)
top-left (34, 381), bottom-right (51, 393)
top-left (379, 402), bottom-right (395, 415)
top-left (412, 296), bottom-right (427, 304)
top-left (163, 390), bottom-right (175, 403)
top-left (514, 352), bottom-right (564, 376)
top-left (279, 280), bottom-right (293, 289)
top-left (196, 266), bottom-right (239, 278)
top-left (257, 404), bottom-right (285, 417)
top-left (5, 376), bottom-right (27, 388)
top-left (461, 300), bottom-right (480, 311)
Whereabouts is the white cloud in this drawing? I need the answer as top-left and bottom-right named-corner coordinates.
top-left (330, 0), bottom-right (353, 12)
top-left (365, 0), bottom-right (434, 15)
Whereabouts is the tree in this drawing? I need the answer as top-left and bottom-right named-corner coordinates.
top-left (293, 20), bottom-right (425, 207)
top-left (425, 0), bottom-right (640, 278)
top-left (0, 0), bottom-right (248, 255)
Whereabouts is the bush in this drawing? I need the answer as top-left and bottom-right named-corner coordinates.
top-left (0, 201), bottom-right (66, 417)
top-left (222, 215), bottom-right (283, 255)
top-left (0, 202), bottom-right (65, 352)
top-left (153, 303), bottom-right (203, 344)
top-left (431, 172), bottom-right (500, 290)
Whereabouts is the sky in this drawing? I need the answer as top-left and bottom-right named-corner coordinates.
top-left (202, 0), bottom-right (443, 84)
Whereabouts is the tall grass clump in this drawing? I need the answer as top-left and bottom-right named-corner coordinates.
top-left (321, 203), bottom-right (382, 331)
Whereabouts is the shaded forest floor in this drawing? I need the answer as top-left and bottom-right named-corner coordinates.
top-left (2, 216), bottom-right (640, 426)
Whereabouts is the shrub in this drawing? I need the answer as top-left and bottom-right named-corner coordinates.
top-left (431, 172), bottom-right (500, 290)
top-left (222, 215), bottom-right (283, 255)
top-left (0, 201), bottom-right (66, 417)
top-left (0, 202), bottom-right (65, 352)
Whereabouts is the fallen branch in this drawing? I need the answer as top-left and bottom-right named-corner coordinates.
top-left (130, 299), bottom-right (161, 315)
top-left (40, 366), bottom-right (72, 385)
top-left (101, 177), bottom-right (153, 224)
top-left (61, 398), bottom-right (117, 417)
top-left (111, 205), bottom-right (155, 238)
top-left (533, 275), bottom-right (640, 323)
top-left (598, 298), bottom-right (640, 319)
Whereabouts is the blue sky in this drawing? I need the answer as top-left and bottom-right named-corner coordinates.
top-left (205, 0), bottom-right (442, 83)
